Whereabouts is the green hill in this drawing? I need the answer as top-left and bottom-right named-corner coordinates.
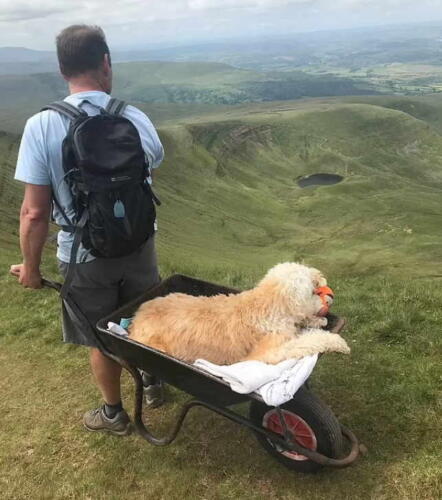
top-left (0, 61), bottom-right (376, 134)
top-left (0, 131), bottom-right (21, 248)
top-left (4, 98), bottom-right (441, 277)
top-left (345, 93), bottom-right (442, 133)
top-left (1, 99), bottom-right (441, 498)
top-left (113, 61), bottom-right (375, 105)
top-left (153, 102), bottom-right (442, 280)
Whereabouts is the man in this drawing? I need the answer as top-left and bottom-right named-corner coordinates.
top-left (10, 25), bottom-right (164, 436)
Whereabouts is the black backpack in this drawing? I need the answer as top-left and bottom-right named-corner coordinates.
top-left (43, 98), bottom-right (160, 291)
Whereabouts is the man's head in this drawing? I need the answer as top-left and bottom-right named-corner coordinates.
top-left (56, 25), bottom-right (112, 93)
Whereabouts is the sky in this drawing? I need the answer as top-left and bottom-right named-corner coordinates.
top-left (1, 0), bottom-right (442, 50)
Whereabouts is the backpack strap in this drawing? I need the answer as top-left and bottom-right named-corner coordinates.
top-left (42, 101), bottom-right (86, 231)
top-left (42, 102), bottom-right (91, 298)
top-left (52, 194), bottom-right (75, 232)
top-left (60, 208), bottom-right (89, 299)
top-left (105, 97), bottom-right (127, 116)
top-left (41, 101), bottom-right (87, 121)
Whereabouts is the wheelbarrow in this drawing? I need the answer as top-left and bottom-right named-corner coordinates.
top-left (42, 273), bottom-right (360, 473)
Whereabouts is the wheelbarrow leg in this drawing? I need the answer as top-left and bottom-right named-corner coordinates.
top-left (100, 349), bottom-right (197, 445)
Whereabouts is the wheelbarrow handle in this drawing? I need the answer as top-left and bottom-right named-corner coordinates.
top-left (41, 278), bottom-right (63, 293)
top-left (330, 316), bottom-right (346, 334)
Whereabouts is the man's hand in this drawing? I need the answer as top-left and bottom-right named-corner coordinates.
top-left (10, 263), bottom-right (42, 289)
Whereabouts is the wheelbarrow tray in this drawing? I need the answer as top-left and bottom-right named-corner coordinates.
top-left (96, 274), bottom-right (343, 407)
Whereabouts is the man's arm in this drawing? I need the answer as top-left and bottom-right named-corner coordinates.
top-left (10, 183), bottom-right (52, 288)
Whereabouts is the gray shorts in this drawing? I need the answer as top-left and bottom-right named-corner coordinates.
top-left (58, 237), bottom-right (159, 348)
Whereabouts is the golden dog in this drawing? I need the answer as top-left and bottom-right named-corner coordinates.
top-left (129, 262), bottom-right (350, 364)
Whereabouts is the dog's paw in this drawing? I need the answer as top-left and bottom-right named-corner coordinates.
top-left (330, 334), bottom-right (351, 354)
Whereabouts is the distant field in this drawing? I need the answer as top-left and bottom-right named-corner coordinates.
top-left (1, 97), bottom-right (441, 498)
top-left (303, 63), bottom-right (442, 96)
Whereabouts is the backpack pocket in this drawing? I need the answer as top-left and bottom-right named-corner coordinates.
top-left (84, 184), bottom-right (156, 258)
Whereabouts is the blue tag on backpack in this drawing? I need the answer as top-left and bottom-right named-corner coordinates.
top-left (113, 200), bottom-right (125, 218)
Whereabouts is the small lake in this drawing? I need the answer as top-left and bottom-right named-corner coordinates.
top-left (297, 173), bottom-right (344, 188)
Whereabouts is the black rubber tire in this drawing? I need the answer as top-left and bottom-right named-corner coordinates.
top-left (249, 386), bottom-right (344, 473)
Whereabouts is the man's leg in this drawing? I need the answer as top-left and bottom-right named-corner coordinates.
top-left (90, 348), bottom-right (122, 405)
top-left (81, 344), bottom-right (133, 435)
top-left (81, 348), bottom-right (131, 435)
top-left (58, 259), bottom-right (131, 435)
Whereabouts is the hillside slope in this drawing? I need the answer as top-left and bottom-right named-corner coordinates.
top-left (0, 131), bottom-right (21, 252)
top-left (2, 101), bottom-right (442, 278)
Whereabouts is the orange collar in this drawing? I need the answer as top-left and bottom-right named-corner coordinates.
top-left (314, 286), bottom-right (334, 300)
top-left (314, 286), bottom-right (334, 316)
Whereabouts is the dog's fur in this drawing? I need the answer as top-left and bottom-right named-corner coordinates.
top-left (129, 262), bottom-right (350, 364)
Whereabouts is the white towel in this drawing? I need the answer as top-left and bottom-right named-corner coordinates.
top-left (194, 355), bottom-right (318, 406)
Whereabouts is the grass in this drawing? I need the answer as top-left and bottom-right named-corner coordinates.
top-left (1, 251), bottom-right (441, 499)
top-left (1, 97), bottom-right (442, 499)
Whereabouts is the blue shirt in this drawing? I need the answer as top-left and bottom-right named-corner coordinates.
top-left (15, 91), bottom-right (164, 263)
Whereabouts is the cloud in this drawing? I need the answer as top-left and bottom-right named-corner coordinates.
top-left (0, 0), bottom-right (441, 48)
top-left (0, 1), bottom-right (74, 22)
top-left (0, 8), bottom-right (59, 22)
top-left (188, 0), bottom-right (311, 9)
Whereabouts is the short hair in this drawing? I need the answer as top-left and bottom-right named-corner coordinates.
top-left (56, 25), bottom-right (111, 78)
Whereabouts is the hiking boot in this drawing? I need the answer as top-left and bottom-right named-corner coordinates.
top-left (144, 382), bottom-right (165, 408)
top-left (141, 373), bottom-right (165, 408)
top-left (83, 406), bottom-right (132, 436)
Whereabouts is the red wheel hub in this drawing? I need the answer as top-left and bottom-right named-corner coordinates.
top-left (263, 409), bottom-right (317, 461)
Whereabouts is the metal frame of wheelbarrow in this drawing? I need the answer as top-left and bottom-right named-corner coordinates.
top-left (42, 274), bottom-right (360, 469)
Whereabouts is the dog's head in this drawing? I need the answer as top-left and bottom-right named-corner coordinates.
top-left (261, 262), bottom-right (331, 317)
